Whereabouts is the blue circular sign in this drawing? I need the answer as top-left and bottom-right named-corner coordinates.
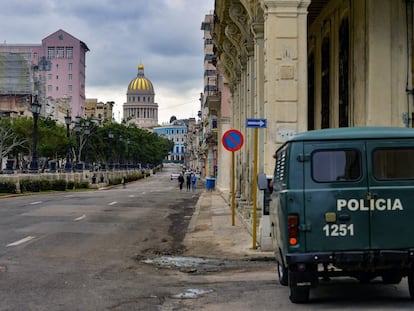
top-left (222, 129), bottom-right (244, 152)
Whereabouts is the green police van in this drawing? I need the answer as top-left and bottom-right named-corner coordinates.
top-left (270, 127), bottom-right (414, 303)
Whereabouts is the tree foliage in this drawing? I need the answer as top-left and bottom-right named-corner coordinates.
top-left (0, 117), bottom-right (173, 169)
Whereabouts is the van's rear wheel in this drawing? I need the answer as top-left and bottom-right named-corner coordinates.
top-left (408, 267), bottom-right (414, 300)
top-left (278, 263), bottom-right (288, 286)
top-left (382, 271), bottom-right (402, 284)
top-left (289, 285), bottom-right (310, 303)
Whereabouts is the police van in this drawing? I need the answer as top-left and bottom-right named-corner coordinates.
top-left (270, 127), bottom-right (414, 303)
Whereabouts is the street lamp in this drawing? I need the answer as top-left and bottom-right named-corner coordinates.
top-left (119, 134), bottom-right (123, 169)
top-left (108, 130), bottom-right (114, 169)
top-left (84, 120), bottom-right (90, 170)
top-left (29, 95), bottom-right (41, 173)
top-left (64, 110), bottom-right (72, 172)
top-left (74, 116), bottom-right (81, 170)
top-left (126, 137), bottom-right (130, 169)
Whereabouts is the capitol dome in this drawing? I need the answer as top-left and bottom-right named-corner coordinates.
top-left (124, 63), bottom-right (158, 129)
top-left (127, 64), bottom-right (154, 93)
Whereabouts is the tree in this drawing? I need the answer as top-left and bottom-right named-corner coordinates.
top-left (0, 118), bottom-right (27, 169)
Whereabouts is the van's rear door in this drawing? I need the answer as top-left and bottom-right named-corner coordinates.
top-left (303, 142), bottom-right (369, 252)
top-left (366, 141), bottom-right (414, 250)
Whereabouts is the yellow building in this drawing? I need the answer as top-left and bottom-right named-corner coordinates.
top-left (85, 98), bottom-right (114, 124)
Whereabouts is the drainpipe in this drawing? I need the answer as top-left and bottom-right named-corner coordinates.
top-left (404, 0), bottom-right (414, 127)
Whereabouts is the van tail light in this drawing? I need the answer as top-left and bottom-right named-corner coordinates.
top-left (288, 214), bottom-right (299, 246)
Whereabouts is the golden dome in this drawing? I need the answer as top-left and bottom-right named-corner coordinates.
top-left (128, 64), bottom-right (154, 92)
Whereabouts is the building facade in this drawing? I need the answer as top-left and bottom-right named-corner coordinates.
top-left (212, 0), bottom-right (414, 243)
top-left (85, 98), bottom-right (114, 124)
top-left (123, 64), bottom-right (158, 128)
top-left (201, 13), bottom-right (232, 189)
top-left (0, 29), bottom-right (89, 121)
top-left (153, 120), bottom-right (187, 163)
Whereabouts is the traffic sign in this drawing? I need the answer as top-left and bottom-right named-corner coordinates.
top-left (222, 129), bottom-right (244, 152)
top-left (246, 118), bottom-right (267, 128)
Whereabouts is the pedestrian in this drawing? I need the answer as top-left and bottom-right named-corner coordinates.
top-left (178, 174), bottom-right (184, 191)
top-left (122, 175), bottom-right (127, 188)
top-left (191, 173), bottom-right (197, 192)
top-left (186, 174), bottom-right (191, 191)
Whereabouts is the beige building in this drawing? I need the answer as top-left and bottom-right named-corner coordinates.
top-left (85, 98), bottom-right (114, 124)
top-left (123, 64), bottom-right (158, 128)
top-left (213, 0), bottom-right (414, 245)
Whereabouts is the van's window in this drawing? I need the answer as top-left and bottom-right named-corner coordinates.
top-left (312, 149), bottom-right (361, 182)
top-left (373, 148), bottom-right (414, 180)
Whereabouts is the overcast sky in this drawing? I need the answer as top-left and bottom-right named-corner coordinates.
top-left (1, 0), bottom-right (214, 124)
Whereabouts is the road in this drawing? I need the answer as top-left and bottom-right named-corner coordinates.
top-left (0, 164), bottom-right (413, 310)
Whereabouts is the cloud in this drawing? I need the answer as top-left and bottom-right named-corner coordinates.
top-left (0, 0), bottom-right (214, 123)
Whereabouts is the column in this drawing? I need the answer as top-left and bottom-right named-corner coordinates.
top-left (261, 0), bottom-right (310, 173)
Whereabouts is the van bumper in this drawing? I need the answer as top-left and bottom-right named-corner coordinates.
top-left (287, 249), bottom-right (414, 266)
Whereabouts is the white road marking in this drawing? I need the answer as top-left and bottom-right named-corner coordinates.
top-left (74, 215), bottom-right (86, 221)
top-left (108, 201), bottom-right (117, 206)
top-left (30, 201), bottom-right (42, 205)
top-left (7, 236), bottom-right (35, 247)
top-left (128, 195), bottom-right (135, 198)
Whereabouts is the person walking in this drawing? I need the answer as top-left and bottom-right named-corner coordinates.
top-left (186, 174), bottom-right (191, 191)
top-left (191, 173), bottom-right (197, 192)
top-left (178, 174), bottom-right (184, 191)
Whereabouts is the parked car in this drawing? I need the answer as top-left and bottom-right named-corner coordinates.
top-left (170, 172), bottom-right (181, 180)
top-left (270, 127), bottom-right (414, 303)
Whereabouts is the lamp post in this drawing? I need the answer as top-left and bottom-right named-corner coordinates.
top-left (84, 120), bottom-right (90, 170)
top-left (119, 134), bottom-right (123, 169)
top-left (74, 116), bottom-right (81, 171)
top-left (126, 137), bottom-right (130, 169)
top-left (64, 110), bottom-right (72, 172)
top-left (29, 95), bottom-right (41, 173)
top-left (108, 130), bottom-right (114, 170)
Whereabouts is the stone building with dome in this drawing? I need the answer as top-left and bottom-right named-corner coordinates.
top-left (123, 64), bottom-right (158, 128)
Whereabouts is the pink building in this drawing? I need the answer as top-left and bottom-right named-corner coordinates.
top-left (0, 29), bottom-right (89, 119)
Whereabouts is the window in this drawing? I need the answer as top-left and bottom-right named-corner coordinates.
top-left (68, 74), bottom-right (72, 81)
top-left (373, 148), bottom-right (414, 180)
top-left (68, 85), bottom-right (72, 92)
top-left (68, 63), bottom-right (73, 70)
top-left (56, 75), bottom-right (59, 80)
top-left (48, 74), bottom-right (52, 80)
top-left (56, 47), bottom-right (64, 58)
top-left (47, 47), bottom-right (55, 59)
top-left (312, 149), bottom-right (361, 182)
top-left (56, 86), bottom-right (59, 91)
top-left (66, 47), bottom-right (73, 59)
top-left (48, 85), bottom-right (52, 92)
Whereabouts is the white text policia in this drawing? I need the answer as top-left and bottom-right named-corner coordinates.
top-left (337, 198), bottom-right (403, 212)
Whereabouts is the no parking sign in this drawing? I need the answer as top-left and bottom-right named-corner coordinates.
top-left (222, 129), bottom-right (244, 152)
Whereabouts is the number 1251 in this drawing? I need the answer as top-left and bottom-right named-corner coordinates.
top-left (323, 224), bottom-right (354, 237)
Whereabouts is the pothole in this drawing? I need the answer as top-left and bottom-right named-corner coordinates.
top-left (171, 288), bottom-right (214, 299)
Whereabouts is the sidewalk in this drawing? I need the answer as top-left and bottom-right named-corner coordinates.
top-left (183, 190), bottom-right (274, 260)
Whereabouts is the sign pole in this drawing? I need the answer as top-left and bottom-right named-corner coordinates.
top-left (231, 151), bottom-right (235, 226)
top-left (252, 128), bottom-right (258, 249)
top-left (246, 118), bottom-right (266, 250)
top-left (221, 129), bottom-right (244, 227)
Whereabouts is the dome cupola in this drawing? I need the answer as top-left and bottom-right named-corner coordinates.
top-left (127, 64), bottom-right (154, 93)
